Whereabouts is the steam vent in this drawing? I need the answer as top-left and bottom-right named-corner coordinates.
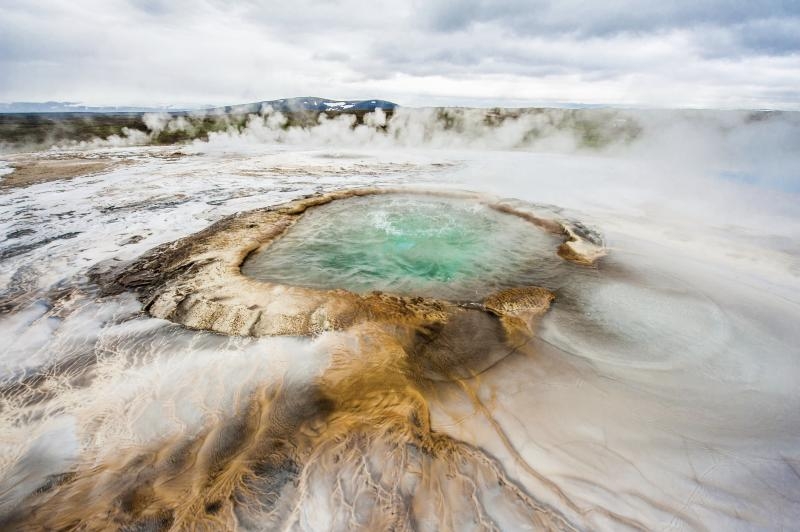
top-left (14, 188), bottom-right (608, 530)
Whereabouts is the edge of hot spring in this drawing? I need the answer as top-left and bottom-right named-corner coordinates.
top-left (94, 187), bottom-right (605, 342)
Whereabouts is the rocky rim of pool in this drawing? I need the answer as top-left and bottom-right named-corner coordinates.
top-left (95, 188), bottom-right (605, 373)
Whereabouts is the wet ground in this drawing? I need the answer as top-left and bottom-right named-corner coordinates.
top-left (0, 138), bottom-right (799, 530)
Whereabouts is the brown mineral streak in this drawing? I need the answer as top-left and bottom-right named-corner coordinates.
top-left (3, 322), bottom-right (581, 530)
top-left (0, 157), bottom-right (119, 190)
top-left (8, 188), bottom-right (610, 530)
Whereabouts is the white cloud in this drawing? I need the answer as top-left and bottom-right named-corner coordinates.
top-left (0, 0), bottom-right (798, 109)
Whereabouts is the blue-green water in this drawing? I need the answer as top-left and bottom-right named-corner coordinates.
top-left (241, 194), bottom-right (562, 300)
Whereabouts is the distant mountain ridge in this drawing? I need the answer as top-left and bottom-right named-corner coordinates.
top-left (0, 102), bottom-right (183, 113)
top-left (0, 98), bottom-right (398, 114)
top-left (220, 97), bottom-right (398, 114)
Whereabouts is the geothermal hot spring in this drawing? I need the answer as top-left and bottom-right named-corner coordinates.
top-left (240, 194), bottom-right (564, 299)
top-left (0, 110), bottom-right (799, 531)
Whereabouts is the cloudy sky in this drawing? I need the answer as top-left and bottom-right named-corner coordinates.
top-left (1, 0), bottom-right (799, 109)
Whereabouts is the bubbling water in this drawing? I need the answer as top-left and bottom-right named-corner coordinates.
top-left (241, 194), bottom-right (562, 300)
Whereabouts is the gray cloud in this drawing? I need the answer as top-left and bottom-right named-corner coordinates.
top-left (736, 17), bottom-right (800, 55)
top-left (419, 0), bottom-right (800, 39)
top-left (0, 0), bottom-right (798, 109)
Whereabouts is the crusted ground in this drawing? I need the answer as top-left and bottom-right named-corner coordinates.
top-left (0, 158), bottom-right (119, 189)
